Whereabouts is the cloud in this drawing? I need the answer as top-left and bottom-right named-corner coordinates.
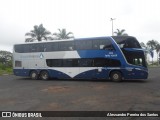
top-left (0, 0), bottom-right (160, 52)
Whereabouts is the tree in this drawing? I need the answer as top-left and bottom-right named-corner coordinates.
top-left (147, 40), bottom-right (158, 65)
top-left (147, 39), bottom-right (158, 50)
top-left (140, 42), bottom-right (146, 48)
top-left (114, 29), bottom-right (128, 36)
top-left (25, 24), bottom-right (52, 42)
top-left (140, 42), bottom-right (150, 64)
top-left (53, 29), bottom-right (74, 40)
top-left (155, 43), bottom-right (160, 65)
top-left (0, 50), bottom-right (12, 67)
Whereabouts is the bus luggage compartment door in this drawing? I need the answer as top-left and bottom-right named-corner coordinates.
top-left (95, 67), bottom-right (108, 79)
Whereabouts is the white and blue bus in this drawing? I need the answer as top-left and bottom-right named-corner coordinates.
top-left (13, 36), bottom-right (148, 82)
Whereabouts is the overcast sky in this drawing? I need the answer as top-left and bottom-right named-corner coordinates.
top-left (0, 0), bottom-right (160, 52)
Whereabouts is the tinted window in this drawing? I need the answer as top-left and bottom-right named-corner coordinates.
top-left (113, 36), bottom-right (141, 48)
top-left (30, 44), bottom-right (37, 52)
top-left (24, 44), bottom-right (30, 52)
top-left (46, 58), bottom-right (121, 67)
top-left (94, 58), bottom-right (121, 67)
top-left (78, 59), bottom-right (93, 67)
top-left (93, 39), bottom-right (115, 50)
top-left (15, 45), bottom-right (24, 53)
top-left (63, 59), bottom-right (78, 67)
top-left (36, 44), bottom-right (44, 52)
top-left (75, 40), bottom-right (92, 50)
top-left (122, 50), bottom-right (146, 67)
top-left (108, 59), bottom-right (121, 67)
top-left (15, 61), bottom-right (22, 67)
top-left (94, 58), bottom-right (108, 67)
top-left (44, 42), bottom-right (59, 52)
top-left (59, 41), bottom-right (75, 51)
top-left (46, 59), bottom-right (62, 67)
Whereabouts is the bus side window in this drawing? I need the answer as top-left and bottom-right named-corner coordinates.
top-left (24, 44), bottom-right (30, 53)
top-left (102, 40), bottom-right (115, 51)
top-left (30, 44), bottom-right (37, 52)
top-left (93, 39), bottom-right (115, 50)
top-left (15, 61), bottom-right (22, 67)
top-left (63, 59), bottom-right (73, 67)
top-left (59, 41), bottom-right (74, 51)
top-left (36, 44), bottom-right (44, 52)
top-left (94, 58), bottom-right (107, 67)
top-left (78, 59), bottom-right (93, 67)
top-left (46, 59), bottom-right (62, 67)
top-left (45, 43), bottom-right (52, 52)
top-left (15, 45), bottom-right (25, 53)
top-left (108, 59), bottom-right (121, 67)
top-left (75, 40), bottom-right (92, 50)
top-left (63, 59), bottom-right (78, 67)
top-left (66, 41), bottom-right (74, 51)
top-left (75, 41), bottom-right (82, 50)
top-left (45, 42), bottom-right (59, 52)
top-left (92, 40), bottom-right (99, 49)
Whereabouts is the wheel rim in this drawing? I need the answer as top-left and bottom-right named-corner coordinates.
top-left (42, 73), bottom-right (48, 79)
top-left (111, 71), bottom-right (122, 82)
top-left (41, 72), bottom-right (48, 80)
top-left (31, 72), bottom-right (37, 79)
top-left (113, 74), bottom-right (119, 80)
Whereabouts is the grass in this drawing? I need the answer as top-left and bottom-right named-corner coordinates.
top-left (0, 63), bottom-right (13, 75)
top-left (148, 61), bottom-right (160, 68)
top-left (148, 65), bottom-right (160, 68)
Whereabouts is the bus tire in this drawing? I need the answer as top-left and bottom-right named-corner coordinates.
top-left (30, 71), bottom-right (38, 80)
top-left (110, 71), bottom-right (122, 82)
top-left (40, 71), bottom-right (49, 80)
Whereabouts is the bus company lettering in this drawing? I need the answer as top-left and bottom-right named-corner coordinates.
top-left (105, 54), bottom-right (117, 58)
top-left (20, 55), bottom-right (39, 59)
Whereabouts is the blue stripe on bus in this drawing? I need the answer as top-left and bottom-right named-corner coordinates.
top-left (13, 68), bottom-right (148, 80)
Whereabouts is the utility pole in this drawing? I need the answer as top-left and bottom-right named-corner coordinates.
top-left (110, 18), bottom-right (116, 36)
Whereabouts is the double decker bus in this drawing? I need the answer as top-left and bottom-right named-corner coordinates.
top-left (13, 36), bottom-right (148, 82)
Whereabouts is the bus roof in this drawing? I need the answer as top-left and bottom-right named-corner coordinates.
top-left (14, 36), bottom-right (140, 47)
top-left (14, 36), bottom-right (112, 45)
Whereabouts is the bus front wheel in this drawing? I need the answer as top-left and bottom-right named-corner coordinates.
top-left (110, 71), bottom-right (122, 82)
top-left (30, 71), bottom-right (38, 80)
top-left (40, 71), bottom-right (49, 80)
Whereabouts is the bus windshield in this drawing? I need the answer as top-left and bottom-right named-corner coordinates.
top-left (122, 49), bottom-right (147, 67)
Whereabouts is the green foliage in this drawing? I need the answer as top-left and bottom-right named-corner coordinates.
top-left (0, 50), bottom-right (13, 75)
top-left (0, 50), bottom-right (12, 66)
top-left (25, 24), bottom-right (75, 42)
top-left (147, 40), bottom-right (158, 50)
top-left (0, 63), bottom-right (5, 70)
top-left (25, 24), bottom-right (52, 42)
top-left (53, 28), bottom-right (74, 40)
top-left (114, 29), bottom-right (128, 36)
top-left (0, 63), bottom-right (12, 75)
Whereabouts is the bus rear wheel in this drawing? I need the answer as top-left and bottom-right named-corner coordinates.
top-left (110, 71), bottom-right (122, 82)
top-left (40, 71), bottom-right (49, 80)
top-left (30, 71), bottom-right (38, 80)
